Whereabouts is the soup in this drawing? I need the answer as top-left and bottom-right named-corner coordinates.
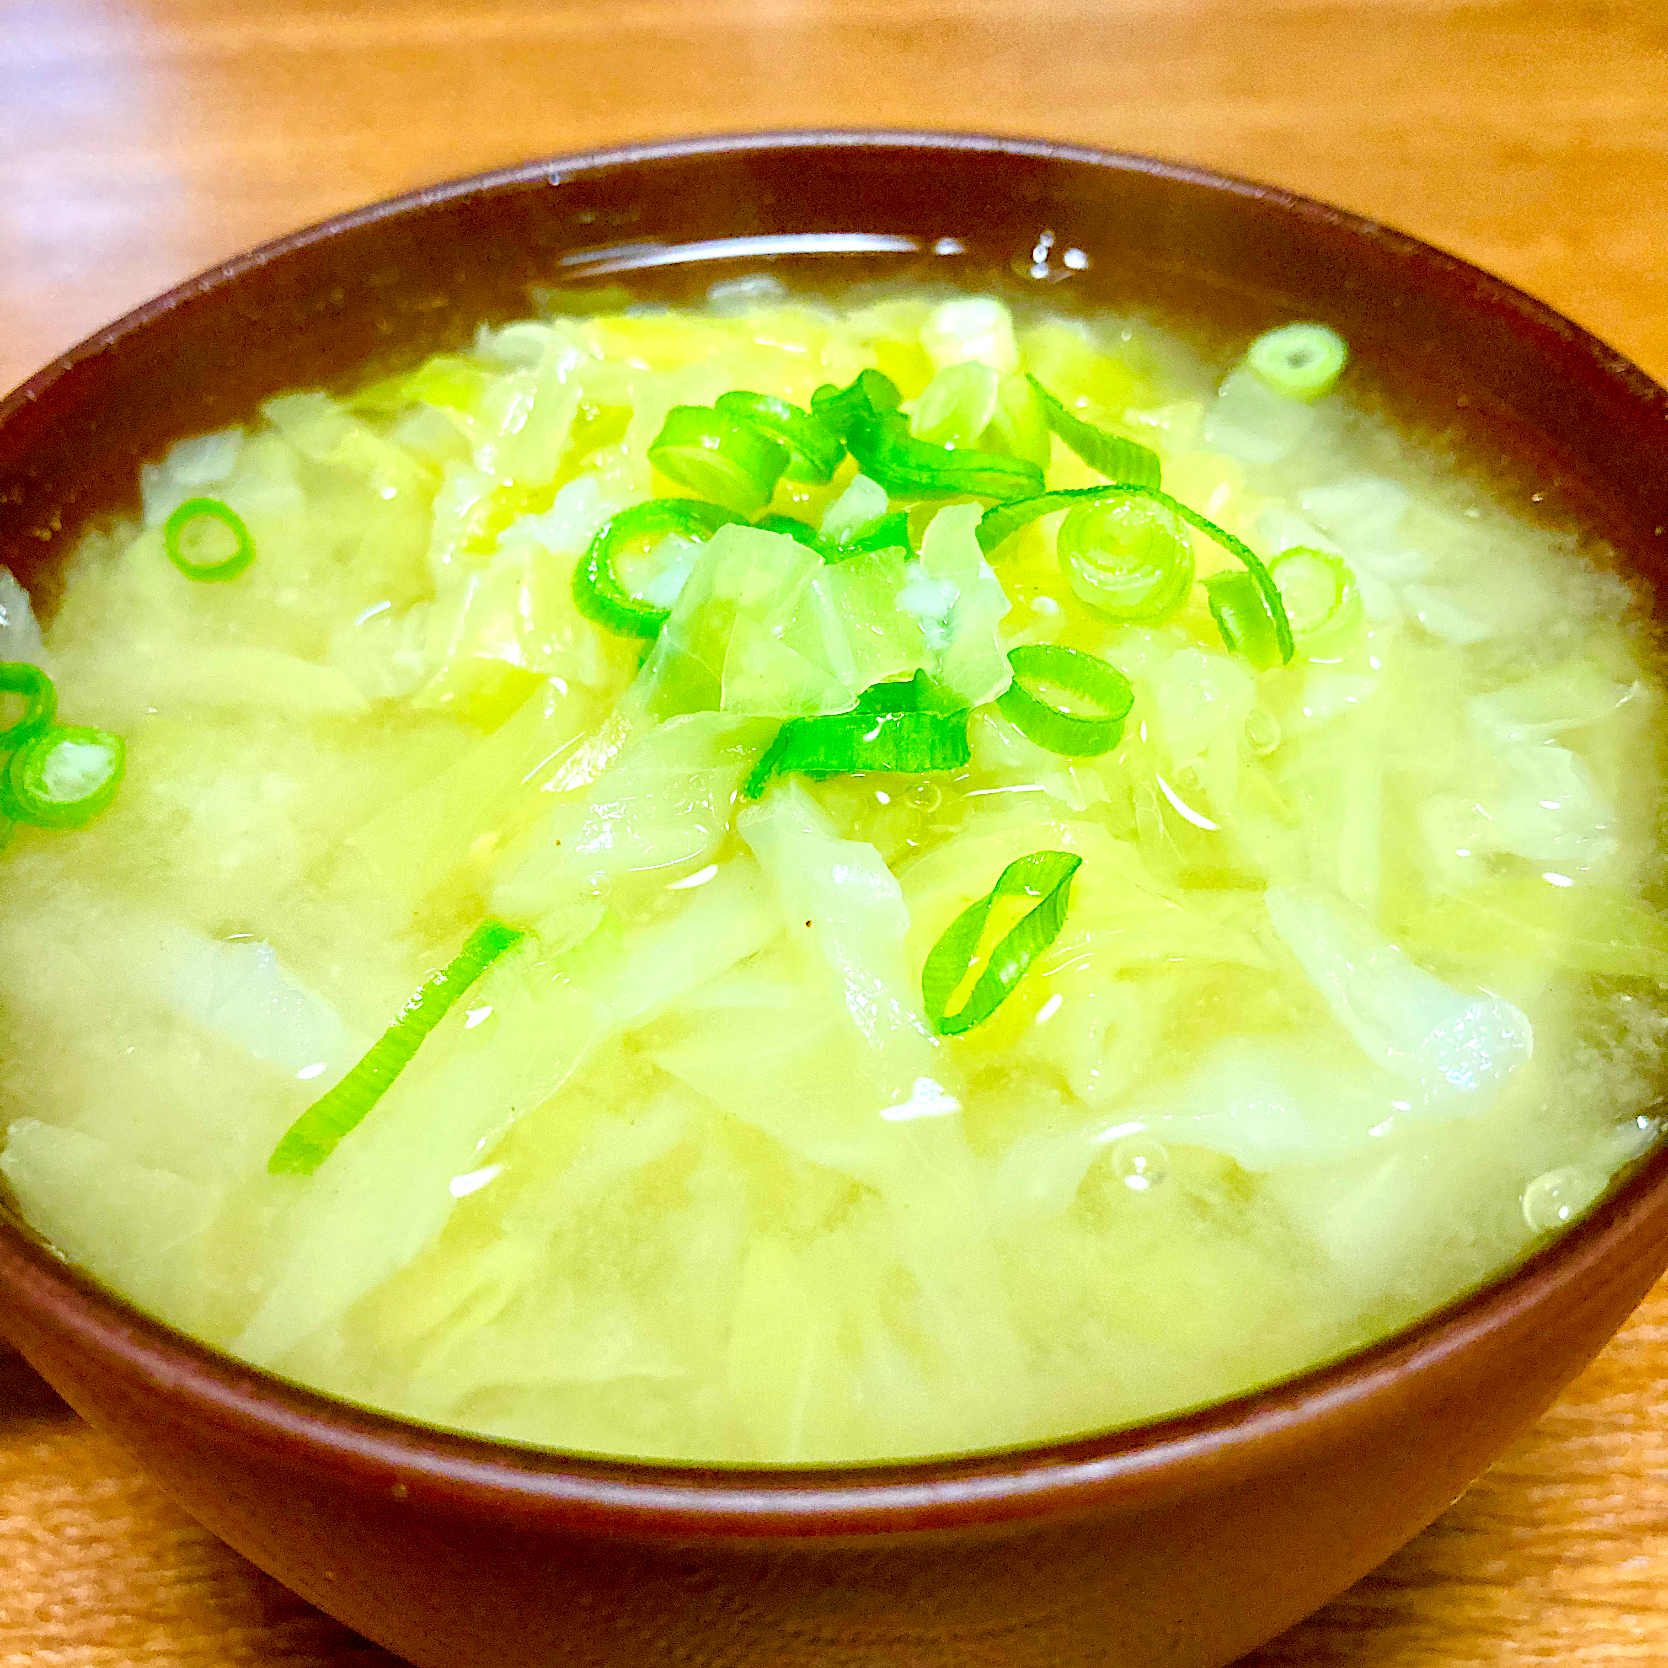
top-left (1, 284), bottom-right (1663, 1463)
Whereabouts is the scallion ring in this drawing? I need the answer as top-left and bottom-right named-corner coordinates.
top-left (0, 660), bottom-right (56, 748)
top-left (3, 723), bottom-right (125, 829)
top-left (846, 412), bottom-right (1045, 503)
top-left (978, 484), bottom-right (1294, 663)
top-left (745, 670), bottom-right (969, 800)
top-left (810, 369), bottom-right (903, 439)
top-left (163, 496), bottom-right (256, 582)
top-left (1270, 546), bottom-right (1363, 655)
top-left (996, 645), bottom-right (1134, 757)
top-left (269, 918), bottom-right (527, 1177)
top-left (753, 513), bottom-right (826, 550)
top-left (1245, 323), bottom-right (1348, 401)
top-left (573, 499), bottom-right (746, 639)
top-left (1057, 494), bottom-right (1195, 623)
top-left (1203, 571), bottom-right (1285, 670)
top-left (714, 391), bottom-right (845, 483)
top-left (646, 405), bottom-right (790, 515)
top-left (921, 850), bottom-right (1082, 1036)
top-left (1027, 375), bottom-right (1162, 487)
top-left (823, 509), bottom-right (911, 563)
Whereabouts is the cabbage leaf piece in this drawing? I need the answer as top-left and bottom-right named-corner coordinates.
top-left (235, 860), bottom-right (780, 1367)
top-left (1265, 883), bottom-right (1533, 1110)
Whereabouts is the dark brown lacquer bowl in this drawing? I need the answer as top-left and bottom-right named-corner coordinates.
top-left (3, 132), bottom-right (1668, 1668)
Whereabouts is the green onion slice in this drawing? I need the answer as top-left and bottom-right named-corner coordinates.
top-left (163, 497), bottom-right (256, 582)
top-left (269, 918), bottom-right (526, 1177)
top-left (573, 499), bottom-right (746, 639)
top-left (647, 404), bottom-right (790, 515)
top-left (754, 513), bottom-right (826, 550)
top-left (1245, 323), bottom-right (1348, 401)
top-left (0, 661), bottom-right (56, 749)
top-left (978, 484), bottom-right (1294, 663)
top-left (846, 412), bottom-right (1045, 504)
top-left (824, 509), bottom-right (911, 563)
top-left (1027, 375), bottom-right (1162, 488)
top-left (1269, 546), bottom-right (1363, 654)
top-left (996, 645), bottom-right (1134, 756)
top-left (810, 369), bottom-right (903, 439)
top-left (744, 670), bottom-right (969, 799)
top-left (922, 850), bottom-right (1082, 1036)
top-left (714, 390), bottom-right (845, 484)
top-left (1204, 571), bottom-right (1285, 670)
top-left (3, 723), bottom-right (125, 829)
top-left (1057, 495), bottom-right (1195, 624)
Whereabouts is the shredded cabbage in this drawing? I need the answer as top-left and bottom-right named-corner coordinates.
top-left (4, 283), bottom-right (1664, 1469)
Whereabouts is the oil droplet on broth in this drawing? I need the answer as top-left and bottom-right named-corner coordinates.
top-left (1521, 1165), bottom-right (1605, 1233)
top-left (1111, 1136), bottom-right (1170, 1194)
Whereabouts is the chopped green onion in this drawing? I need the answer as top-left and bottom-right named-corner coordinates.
top-left (647, 405), bottom-right (789, 515)
top-left (1204, 571), bottom-right (1284, 669)
top-left (810, 369), bottom-right (903, 438)
top-left (163, 496), bottom-right (256, 582)
top-left (1027, 375), bottom-right (1162, 487)
top-left (921, 850), bottom-right (1082, 1036)
top-left (744, 670), bottom-right (969, 800)
top-left (846, 412), bottom-right (1045, 503)
top-left (1245, 323), bottom-right (1348, 401)
top-left (978, 484), bottom-right (1294, 663)
top-left (714, 390), bottom-right (845, 484)
top-left (1058, 495), bottom-right (1195, 624)
top-left (996, 645), bottom-right (1134, 756)
top-left (269, 918), bottom-right (526, 1177)
top-left (754, 513), bottom-right (826, 550)
top-left (573, 499), bottom-right (746, 639)
top-left (0, 661), bottom-right (56, 749)
top-left (911, 362), bottom-right (1001, 448)
top-left (976, 486), bottom-right (1113, 554)
top-left (1269, 546), bottom-right (1363, 655)
top-left (824, 509), bottom-right (911, 562)
top-left (3, 723), bottom-right (125, 829)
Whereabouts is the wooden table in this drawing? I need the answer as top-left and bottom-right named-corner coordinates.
top-left (3, 1), bottom-right (1667, 1661)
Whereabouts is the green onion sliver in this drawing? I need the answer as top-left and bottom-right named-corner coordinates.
top-left (922, 850), bottom-right (1082, 1036)
top-left (1269, 546), bottom-right (1363, 655)
top-left (754, 513), bottom-right (826, 550)
top-left (163, 496), bottom-right (256, 582)
top-left (810, 369), bottom-right (903, 439)
top-left (0, 661), bottom-right (56, 749)
top-left (1245, 323), bottom-right (1348, 401)
top-left (745, 670), bottom-right (969, 800)
top-left (3, 724), bottom-right (125, 829)
top-left (1027, 375), bottom-right (1162, 488)
top-left (824, 509), bottom-right (911, 563)
top-left (269, 918), bottom-right (526, 1177)
top-left (846, 413), bottom-right (1045, 504)
top-left (996, 645), bottom-right (1134, 757)
top-left (647, 404), bottom-right (789, 515)
top-left (1204, 572), bottom-right (1284, 670)
top-left (573, 499), bottom-right (746, 639)
top-left (978, 484), bottom-right (1294, 663)
top-left (1057, 495), bottom-right (1195, 624)
top-left (714, 390), bottom-right (845, 484)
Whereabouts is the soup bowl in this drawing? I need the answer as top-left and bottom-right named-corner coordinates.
top-left (2, 132), bottom-right (1667, 1668)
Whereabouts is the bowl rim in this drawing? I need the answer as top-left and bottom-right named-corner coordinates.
top-left (3, 126), bottom-right (1667, 1540)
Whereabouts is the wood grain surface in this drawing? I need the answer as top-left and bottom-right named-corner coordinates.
top-left (3, 0), bottom-right (1667, 1663)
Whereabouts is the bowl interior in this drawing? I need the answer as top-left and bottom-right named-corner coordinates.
top-left (3, 131), bottom-right (1668, 1524)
